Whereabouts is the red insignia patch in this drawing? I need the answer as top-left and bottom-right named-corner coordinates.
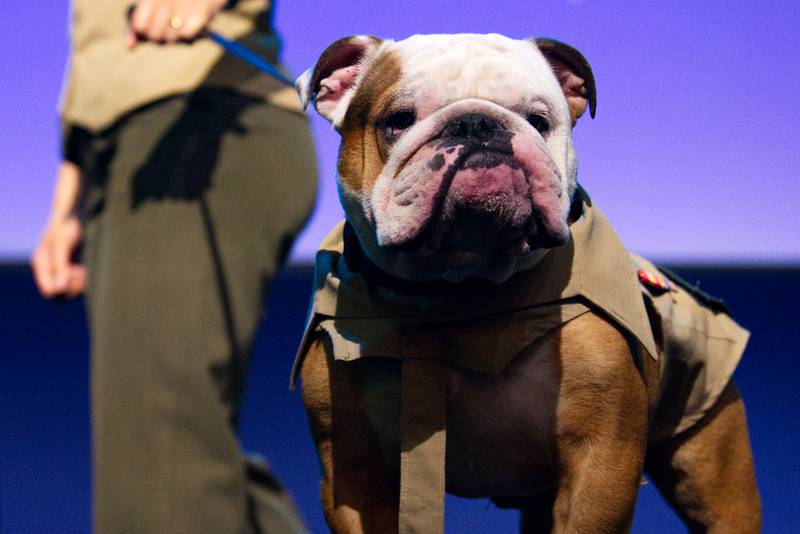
top-left (637, 269), bottom-right (675, 294)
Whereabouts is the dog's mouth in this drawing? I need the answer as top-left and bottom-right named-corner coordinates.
top-left (376, 134), bottom-right (566, 259)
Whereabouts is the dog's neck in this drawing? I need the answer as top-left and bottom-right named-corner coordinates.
top-left (342, 187), bottom-right (588, 297)
top-left (342, 222), bottom-right (472, 297)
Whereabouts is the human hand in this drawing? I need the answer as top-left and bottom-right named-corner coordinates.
top-left (127, 0), bottom-right (228, 48)
top-left (31, 162), bottom-right (86, 299)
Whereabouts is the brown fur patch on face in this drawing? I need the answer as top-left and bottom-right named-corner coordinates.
top-left (337, 48), bottom-right (404, 194)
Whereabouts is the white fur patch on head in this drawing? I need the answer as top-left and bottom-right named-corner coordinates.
top-left (382, 34), bottom-right (578, 195)
top-left (395, 34), bottom-right (570, 122)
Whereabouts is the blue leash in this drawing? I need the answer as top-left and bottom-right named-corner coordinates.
top-left (206, 32), bottom-right (295, 87)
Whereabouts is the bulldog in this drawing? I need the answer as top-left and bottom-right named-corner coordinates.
top-left (293, 34), bottom-right (760, 533)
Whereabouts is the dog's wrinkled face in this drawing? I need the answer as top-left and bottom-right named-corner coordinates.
top-left (298, 34), bottom-right (596, 283)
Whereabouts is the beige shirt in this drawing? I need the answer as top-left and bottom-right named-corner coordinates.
top-left (294, 189), bottom-right (749, 439)
top-left (60, 0), bottom-right (300, 132)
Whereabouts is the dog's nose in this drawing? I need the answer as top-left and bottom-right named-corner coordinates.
top-left (442, 113), bottom-right (503, 141)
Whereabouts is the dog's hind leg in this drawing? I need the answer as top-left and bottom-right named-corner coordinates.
top-left (644, 381), bottom-right (761, 533)
top-left (300, 334), bottom-right (401, 534)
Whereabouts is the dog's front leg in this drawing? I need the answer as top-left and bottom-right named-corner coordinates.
top-left (533, 314), bottom-right (649, 534)
top-left (301, 334), bottom-right (401, 534)
top-left (644, 381), bottom-right (761, 533)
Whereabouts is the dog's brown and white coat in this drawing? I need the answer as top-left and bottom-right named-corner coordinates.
top-left (294, 34), bottom-right (760, 533)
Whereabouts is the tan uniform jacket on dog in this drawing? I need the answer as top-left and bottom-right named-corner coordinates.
top-left (292, 188), bottom-right (749, 531)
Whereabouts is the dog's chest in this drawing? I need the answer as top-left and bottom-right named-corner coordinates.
top-left (444, 338), bottom-right (562, 498)
top-left (362, 338), bottom-right (562, 499)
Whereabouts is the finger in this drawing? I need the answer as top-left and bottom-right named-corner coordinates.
top-left (131, 1), bottom-right (153, 37)
top-left (126, 25), bottom-right (139, 49)
top-left (52, 219), bottom-right (83, 293)
top-left (65, 265), bottom-right (87, 298)
top-left (51, 233), bottom-right (72, 293)
top-left (163, 8), bottom-right (184, 43)
top-left (163, 24), bottom-right (180, 43)
top-left (31, 248), bottom-right (56, 298)
top-left (147, 4), bottom-right (172, 42)
top-left (177, 11), bottom-right (207, 41)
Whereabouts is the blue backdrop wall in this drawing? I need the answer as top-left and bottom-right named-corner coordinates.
top-left (1, 0), bottom-right (799, 262)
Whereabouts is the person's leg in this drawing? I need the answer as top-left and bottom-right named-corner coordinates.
top-left (83, 91), bottom-right (316, 533)
top-left (200, 91), bottom-right (318, 532)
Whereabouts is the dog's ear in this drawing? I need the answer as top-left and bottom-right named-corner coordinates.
top-left (296, 35), bottom-right (384, 127)
top-left (533, 38), bottom-right (597, 126)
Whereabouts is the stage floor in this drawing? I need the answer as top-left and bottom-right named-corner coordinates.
top-left (2, 263), bottom-right (798, 532)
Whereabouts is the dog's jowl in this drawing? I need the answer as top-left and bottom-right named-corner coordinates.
top-left (293, 34), bottom-right (760, 533)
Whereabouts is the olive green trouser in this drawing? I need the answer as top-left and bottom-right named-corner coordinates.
top-left (79, 90), bottom-right (317, 533)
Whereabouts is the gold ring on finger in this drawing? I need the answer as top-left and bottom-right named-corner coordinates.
top-left (169, 16), bottom-right (184, 30)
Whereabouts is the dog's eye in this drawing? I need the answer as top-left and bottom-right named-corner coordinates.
top-left (382, 110), bottom-right (416, 142)
top-left (526, 114), bottom-right (550, 136)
